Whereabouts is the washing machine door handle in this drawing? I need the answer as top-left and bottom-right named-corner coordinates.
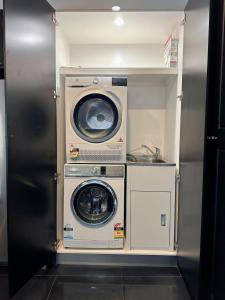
top-left (90, 196), bottom-right (102, 214)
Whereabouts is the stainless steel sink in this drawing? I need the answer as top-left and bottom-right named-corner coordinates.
top-left (127, 154), bottom-right (166, 164)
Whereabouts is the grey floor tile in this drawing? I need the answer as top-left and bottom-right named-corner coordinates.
top-left (0, 275), bottom-right (56, 300)
top-left (38, 265), bottom-right (179, 278)
top-left (51, 265), bottom-right (122, 277)
top-left (1, 266), bottom-right (190, 300)
top-left (48, 280), bottom-right (124, 300)
top-left (12, 276), bottom-right (55, 300)
top-left (121, 267), bottom-right (180, 277)
top-left (122, 275), bottom-right (184, 285)
top-left (48, 275), bottom-right (191, 300)
top-left (124, 283), bottom-right (190, 300)
top-left (48, 275), bottom-right (123, 285)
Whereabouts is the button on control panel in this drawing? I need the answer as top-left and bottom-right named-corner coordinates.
top-left (93, 77), bottom-right (100, 85)
top-left (91, 167), bottom-right (98, 175)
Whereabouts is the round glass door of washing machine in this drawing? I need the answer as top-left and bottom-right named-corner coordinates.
top-left (71, 93), bottom-right (122, 143)
top-left (71, 180), bottom-right (118, 227)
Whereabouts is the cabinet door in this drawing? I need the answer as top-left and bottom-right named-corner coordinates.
top-left (131, 192), bottom-right (171, 249)
top-left (4, 0), bottom-right (56, 296)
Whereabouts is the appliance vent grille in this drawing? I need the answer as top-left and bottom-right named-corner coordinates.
top-left (76, 150), bottom-right (123, 161)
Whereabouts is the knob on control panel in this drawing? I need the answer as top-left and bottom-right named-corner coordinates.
top-left (93, 77), bottom-right (99, 85)
top-left (91, 167), bottom-right (98, 175)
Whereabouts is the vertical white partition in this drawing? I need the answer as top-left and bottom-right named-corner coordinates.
top-left (164, 24), bottom-right (184, 167)
top-left (56, 27), bottom-right (70, 241)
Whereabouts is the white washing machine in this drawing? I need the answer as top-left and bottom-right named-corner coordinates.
top-left (65, 76), bottom-right (127, 163)
top-left (63, 164), bottom-right (125, 249)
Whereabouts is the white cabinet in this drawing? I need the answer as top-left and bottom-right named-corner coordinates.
top-left (126, 165), bottom-right (176, 251)
top-left (131, 191), bottom-right (171, 249)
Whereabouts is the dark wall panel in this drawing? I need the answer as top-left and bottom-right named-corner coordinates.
top-left (177, 0), bottom-right (210, 299)
top-left (4, 0), bottom-right (56, 295)
top-left (212, 150), bottom-right (225, 300)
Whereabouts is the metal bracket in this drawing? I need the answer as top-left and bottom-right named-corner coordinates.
top-left (180, 14), bottom-right (186, 26)
top-left (176, 173), bottom-right (181, 184)
top-left (53, 89), bottom-right (60, 101)
top-left (177, 92), bottom-right (184, 102)
top-left (53, 172), bottom-right (60, 182)
top-left (53, 239), bottom-right (61, 251)
top-left (52, 14), bottom-right (58, 25)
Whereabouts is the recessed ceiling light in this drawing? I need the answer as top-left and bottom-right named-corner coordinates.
top-left (112, 5), bottom-right (121, 12)
top-left (114, 17), bottom-right (124, 26)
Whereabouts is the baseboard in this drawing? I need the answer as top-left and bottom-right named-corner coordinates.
top-left (57, 253), bottom-right (177, 267)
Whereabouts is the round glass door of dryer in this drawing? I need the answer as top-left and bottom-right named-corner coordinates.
top-left (71, 180), bottom-right (117, 226)
top-left (72, 93), bottom-right (122, 143)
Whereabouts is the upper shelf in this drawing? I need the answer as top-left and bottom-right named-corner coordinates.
top-left (60, 67), bottom-right (178, 76)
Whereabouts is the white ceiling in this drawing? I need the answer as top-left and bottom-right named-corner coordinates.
top-left (56, 12), bottom-right (183, 44)
top-left (48, 0), bottom-right (188, 11)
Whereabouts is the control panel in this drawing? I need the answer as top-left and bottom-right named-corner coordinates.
top-left (65, 76), bottom-right (127, 88)
top-left (65, 164), bottom-right (125, 178)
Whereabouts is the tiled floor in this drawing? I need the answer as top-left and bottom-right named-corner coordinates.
top-left (0, 265), bottom-right (191, 300)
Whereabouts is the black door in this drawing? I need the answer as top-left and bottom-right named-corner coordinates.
top-left (177, 0), bottom-right (210, 299)
top-left (204, 1), bottom-right (225, 299)
top-left (4, 0), bottom-right (56, 296)
top-left (178, 0), bottom-right (225, 300)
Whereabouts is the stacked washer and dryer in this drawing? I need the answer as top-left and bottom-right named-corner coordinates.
top-left (64, 76), bottom-right (127, 249)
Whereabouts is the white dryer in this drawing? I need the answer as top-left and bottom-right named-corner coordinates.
top-left (63, 164), bottom-right (125, 249)
top-left (65, 76), bottom-right (127, 163)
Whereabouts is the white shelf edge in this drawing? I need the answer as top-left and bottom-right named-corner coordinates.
top-left (57, 244), bottom-right (177, 256)
top-left (60, 66), bottom-right (178, 76)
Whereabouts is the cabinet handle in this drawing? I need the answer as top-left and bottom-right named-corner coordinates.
top-left (161, 214), bottom-right (166, 226)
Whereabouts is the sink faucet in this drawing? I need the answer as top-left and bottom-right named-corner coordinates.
top-left (141, 144), bottom-right (161, 160)
top-left (155, 147), bottom-right (161, 160)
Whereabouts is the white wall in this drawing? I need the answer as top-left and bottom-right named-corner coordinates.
top-left (127, 76), bottom-right (166, 156)
top-left (70, 44), bottom-right (165, 68)
top-left (0, 0), bottom-right (3, 9)
top-left (56, 26), bottom-right (70, 89)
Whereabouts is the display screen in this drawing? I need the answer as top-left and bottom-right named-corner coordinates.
top-left (101, 167), bottom-right (106, 175)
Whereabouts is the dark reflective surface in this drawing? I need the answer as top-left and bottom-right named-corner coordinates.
top-left (177, 0), bottom-right (210, 299)
top-left (49, 277), bottom-right (190, 300)
top-left (5, 0), bottom-right (56, 295)
top-left (0, 266), bottom-right (191, 300)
